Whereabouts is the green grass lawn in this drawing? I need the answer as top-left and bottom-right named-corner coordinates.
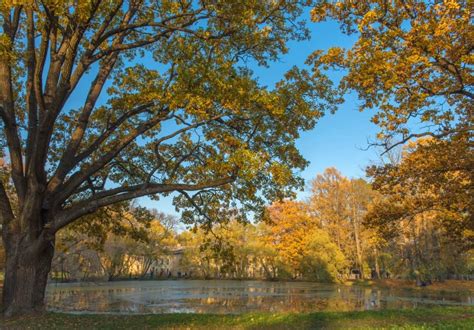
top-left (1, 307), bottom-right (473, 329)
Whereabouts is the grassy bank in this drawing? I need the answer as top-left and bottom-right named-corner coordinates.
top-left (347, 279), bottom-right (474, 293)
top-left (1, 307), bottom-right (474, 329)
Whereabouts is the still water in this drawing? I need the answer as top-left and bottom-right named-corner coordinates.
top-left (46, 280), bottom-right (474, 314)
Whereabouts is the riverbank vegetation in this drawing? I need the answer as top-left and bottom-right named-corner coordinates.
top-left (35, 162), bottom-right (472, 284)
top-left (1, 307), bottom-right (474, 329)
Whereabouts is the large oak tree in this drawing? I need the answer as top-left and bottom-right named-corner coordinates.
top-left (0, 0), bottom-right (339, 315)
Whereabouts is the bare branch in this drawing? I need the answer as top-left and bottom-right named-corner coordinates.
top-left (377, 125), bottom-right (473, 155)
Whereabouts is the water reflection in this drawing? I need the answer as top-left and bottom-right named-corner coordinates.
top-left (45, 280), bottom-right (474, 314)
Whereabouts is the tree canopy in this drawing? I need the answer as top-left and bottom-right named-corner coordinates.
top-left (310, 0), bottom-right (472, 150)
top-left (0, 0), bottom-right (339, 232)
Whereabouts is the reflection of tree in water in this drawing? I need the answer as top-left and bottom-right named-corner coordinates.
top-left (46, 281), bottom-right (474, 314)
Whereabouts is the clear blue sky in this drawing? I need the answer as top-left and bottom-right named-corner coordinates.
top-left (139, 18), bottom-right (381, 216)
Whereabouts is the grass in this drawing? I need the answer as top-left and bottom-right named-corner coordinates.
top-left (1, 307), bottom-right (474, 329)
top-left (347, 279), bottom-right (474, 293)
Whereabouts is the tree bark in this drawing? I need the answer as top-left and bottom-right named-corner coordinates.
top-left (2, 235), bottom-right (55, 316)
top-left (374, 247), bottom-right (381, 279)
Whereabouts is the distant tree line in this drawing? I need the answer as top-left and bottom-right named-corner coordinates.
top-left (5, 153), bottom-right (467, 283)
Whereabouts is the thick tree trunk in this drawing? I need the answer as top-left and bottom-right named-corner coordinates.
top-left (2, 235), bottom-right (55, 316)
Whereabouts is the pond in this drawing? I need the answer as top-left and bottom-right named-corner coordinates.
top-left (46, 280), bottom-right (474, 314)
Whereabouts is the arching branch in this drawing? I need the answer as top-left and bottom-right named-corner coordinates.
top-left (53, 176), bottom-right (234, 232)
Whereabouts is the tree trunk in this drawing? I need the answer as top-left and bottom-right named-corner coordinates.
top-left (2, 235), bottom-right (55, 316)
top-left (374, 247), bottom-right (381, 279)
top-left (351, 197), bottom-right (364, 280)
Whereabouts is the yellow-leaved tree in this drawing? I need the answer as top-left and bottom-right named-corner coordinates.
top-left (310, 0), bottom-right (472, 149)
top-left (310, 0), bottom-right (473, 281)
top-left (310, 168), bottom-right (377, 279)
top-left (264, 200), bottom-right (347, 281)
top-left (366, 136), bottom-right (473, 281)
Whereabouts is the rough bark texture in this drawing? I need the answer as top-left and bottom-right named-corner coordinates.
top-left (2, 234), bottom-right (55, 316)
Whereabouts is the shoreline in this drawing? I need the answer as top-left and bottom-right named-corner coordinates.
top-left (43, 278), bottom-right (474, 292)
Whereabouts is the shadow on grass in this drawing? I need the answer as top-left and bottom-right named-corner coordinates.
top-left (1, 307), bottom-right (474, 329)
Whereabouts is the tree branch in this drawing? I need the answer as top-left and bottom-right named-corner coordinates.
top-left (58, 112), bottom-right (225, 204)
top-left (53, 176), bottom-right (234, 232)
top-left (25, 8), bottom-right (38, 172)
top-left (47, 4), bottom-right (142, 194)
top-left (0, 180), bottom-right (14, 227)
top-left (0, 9), bottom-right (26, 201)
top-left (378, 126), bottom-right (473, 155)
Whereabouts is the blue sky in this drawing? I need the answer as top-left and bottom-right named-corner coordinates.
top-left (139, 18), bottom-right (381, 216)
